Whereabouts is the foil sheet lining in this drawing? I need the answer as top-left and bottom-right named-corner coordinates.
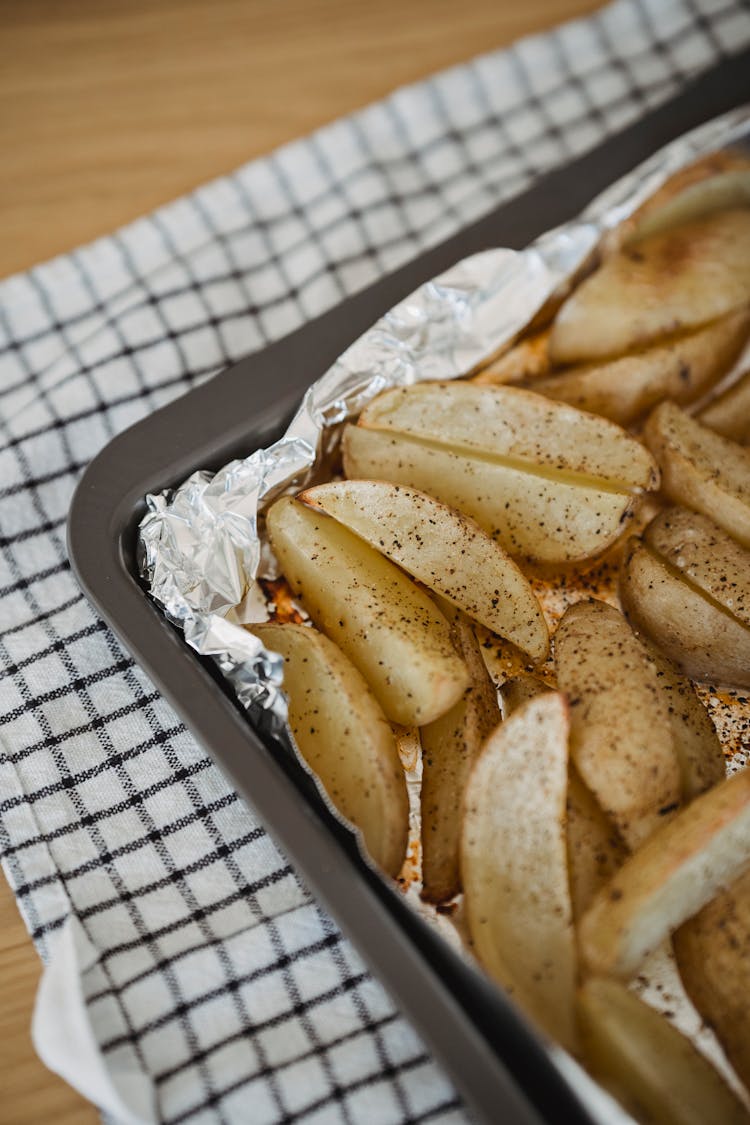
top-left (139, 105), bottom-right (750, 730)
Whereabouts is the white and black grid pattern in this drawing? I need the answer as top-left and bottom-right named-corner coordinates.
top-left (1, 1), bottom-right (749, 1121)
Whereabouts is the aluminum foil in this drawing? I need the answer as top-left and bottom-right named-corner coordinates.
top-left (140, 104), bottom-right (750, 718)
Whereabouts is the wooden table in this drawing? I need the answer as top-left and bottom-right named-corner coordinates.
top-left (0, 1), bottom-right (600, 1119)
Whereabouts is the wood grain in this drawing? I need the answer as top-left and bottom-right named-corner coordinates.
top-left (0, 0), bottom-right (600, 1118)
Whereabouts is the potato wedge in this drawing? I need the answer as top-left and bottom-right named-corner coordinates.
top-left (421, 613), bottom-right (501, 903)
top-left (579, 766), bottom-right (750, 978)
top-left (698, 367), bottom-right (750, 445)
top-left (554, 599), bottom-right (680, 848)
top-left (500, 674), bottom-right (550, 717)
top-left (643, 400), bottom-right (750, 548)
top-left (550, 208), bottom-right (750, 364)
top-left (636, 631), bottom-right (725, 800)
top-left (501, 672), bottom-right (627, 919)
top-left (472, 327), bottom-right (551, 385)
top-left (674, 869), bottom-right (750, 1096)
top-left (531, 309), bottom-right (750, 427)
top-left (252, 623), bottom-right (409, 876)
top-left (461, 693), bottom-right (577, 1049)
top-left (623, 154), bottom-right (750, 244)
top-left (578, 977), bottom-right (750, 1125)
top-left (644, 507), bottom-right (750, 628)
top-left (620, 521), bottom-right (750, 689)
top-left (300, 480), bottom-right (549, 662)
top-left (356, 383), bottom-right (657, 491)
top-left (567, 768), bottom-right (628, 923)
top-left (266, 496), bottom-right (469, 725)
top-left (344, 383), bottom-right (657, 565)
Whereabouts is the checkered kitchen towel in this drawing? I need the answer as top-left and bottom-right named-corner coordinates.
top-left (2, 1), bottom-right (750, 1121)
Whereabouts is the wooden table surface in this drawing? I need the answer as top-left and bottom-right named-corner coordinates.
top-left (0, 1), bottom-right (600, 1119)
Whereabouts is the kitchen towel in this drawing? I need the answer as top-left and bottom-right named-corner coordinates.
top-left (2, 1), bottom-right (749, 1121)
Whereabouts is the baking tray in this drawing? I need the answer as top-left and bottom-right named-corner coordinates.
top-left (68, 51), bottom-right (750, 1125)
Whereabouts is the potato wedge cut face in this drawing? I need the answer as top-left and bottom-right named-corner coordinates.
top-left (698, 367), bottom-right (750, 445)
top-left (301, 480), bottom-right (549, 662)
top-left (252, 623), bottom-right (409, 877)
top-left (343, 425), bottom-right (638, 566)
top-left (579, 767), bottom-right (750, 979)
top-left (550, 208), bottom-right (750, 364)
top-left (266, 496), bottom-right (469, 726)
top-left (532, 309), bottom-right (750, 427)
top-left (421, 613), bottom-right (501, 903)
top-left (620, 538), bottom-right (750, 689)
top-left (461, 692), bottom-right (578, 1050)
top-left (644, 401), bottom-right (750, 549)
top-left (554, 599), bottom-right (681, 849)
top-left (674, 868), bottom-right (750, 1097)
top-left (578, 977), bottom-right (750, 1125)
top-left (357, 382), bottom-right (657, 491)
top-left (644, 507), bottom-right (750, 628)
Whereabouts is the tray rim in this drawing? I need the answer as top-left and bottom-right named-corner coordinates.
top-left (68, 51), bottom-right (750, 1125)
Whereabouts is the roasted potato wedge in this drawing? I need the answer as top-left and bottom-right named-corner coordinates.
top-left (252, 623), bottom-right (409, 876)
top-left (550, 208), bottom-right (750, 364)
top-left (421, 612), bottom-right (501, 903)
top-left (461, 693), bottom-right (578, 1050)
top-left (554, 599), bottom-right (680, 849)
top-left (620, 511), bottom-right (750, 688)
top-left (636, 631), bottom-right (725, 800)
top-left (644, 400), bottom-right (750, 548)
top-left (531, 309), bottom-right (750, 427)
top-left (300, 480), bottom-right (549, 662)
top-left (566, 767), bottom-right (628, 922)
top-left (578, 977), bottom-right (750, 1125)
top-left (344, 383), bottom-right (657, 565)
top-left (579, 766), bottom-right (750, 979)
top-left (501, 670), bottom-right (627, 919)
top-left (266, 496), bottom-right (469, 725)
top-left (698, 367), bottom-right (750, 445)
top-left (622, 153), bottom-right (750, 244)
top-left (674, 868), bottom-right (750, 1097)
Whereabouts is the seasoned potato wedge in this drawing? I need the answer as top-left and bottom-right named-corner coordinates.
top-left (555, 599), bottom-right (680, 848)
top-left (531, 309), bottom-right (750, 427)
top-left (344, 383), bottom-right (657, 565)
top-left (300, 480), bottom-right (549, 662)
top-left (566, 768), bottom-right (628, 922)
top-left (252, 623), bottom-right (408, 876)
top-left (500, 674), bottom-right (550, 717)
top-left (622, 154), bottom-right (750, 244)
top-left (698, 367), bottom-right (750, 444)
top-left (674, 869), bottom-right (750, 1096)
top-left (550, 209), bottom-right (750, 364)
top-left (266, 496), bottom-right (469, 725)
top-left (501, 671), bottom-right (627, 919)
top-left (644, 401), bottom-right (750, 548)
top-left (421, 613), bottom-right (501, 903)
top-left (461, 693), bottom-right (578, 1049)
top-left (579, 767), bottom-right (750, 978)
top-left (636, 631), bottom-right (725, 800)
top-left (578, 977), bottom-right (750, 1125)
top-left (620, 514), bottom-right (750, 688)
top-left (356, 383), bottom-right (657, 490)
top-left (644, 507), bottom-right (750, 626)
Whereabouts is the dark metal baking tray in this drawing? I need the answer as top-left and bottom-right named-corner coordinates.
top-left (68, 52), bottom-right (750, 1125)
